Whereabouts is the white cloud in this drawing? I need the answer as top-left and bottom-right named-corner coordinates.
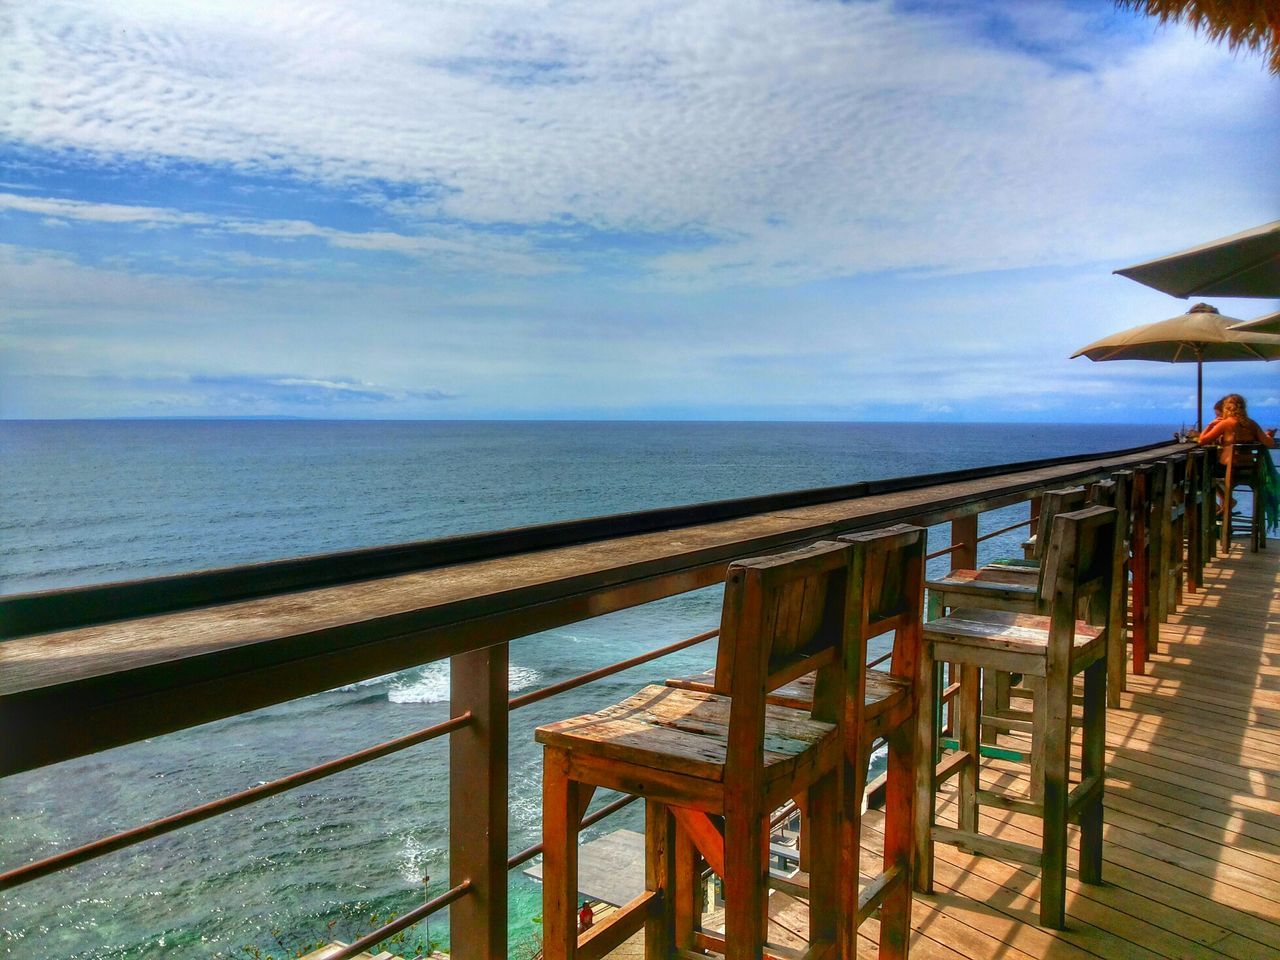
top-left (1, 1), bottom-right (1275, 287)
top-left (0, 192), bottom-right (560, 274)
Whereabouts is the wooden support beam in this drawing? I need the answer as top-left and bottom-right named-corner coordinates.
top-left (449, 644), bottom-right (509, 960)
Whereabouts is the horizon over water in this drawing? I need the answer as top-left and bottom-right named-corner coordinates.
top-left (0, 419), bottom-right (1173, 959)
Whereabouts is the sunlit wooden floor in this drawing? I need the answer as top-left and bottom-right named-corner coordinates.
top-left (607, 541), bottom-right (1280, 959)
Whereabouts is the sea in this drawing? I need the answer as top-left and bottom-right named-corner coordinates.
top-left (0, 420), bottom-right (1173, 959)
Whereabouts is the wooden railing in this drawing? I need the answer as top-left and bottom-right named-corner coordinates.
top-left (0, 438), bottom-right (1190, 958)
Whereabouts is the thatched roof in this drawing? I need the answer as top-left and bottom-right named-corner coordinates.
top-left (1117, 1), bottom-right (1280, 74)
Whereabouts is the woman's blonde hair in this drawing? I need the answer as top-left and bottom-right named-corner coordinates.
top-left (1222, 394), bottom-right (1247, 419)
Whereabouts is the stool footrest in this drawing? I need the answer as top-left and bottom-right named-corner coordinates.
top-left (933, 826), bottom-right (1042, 866)
top-left (934, 747), bottom-right (971, 786)
top-left (576, 890), bottom-right (655, 960)
top-left (980, 713), bottom-right (1033, 733)
top-left (1069, 774), bottom-right (1104, 819)
top-left (940, 737), bottom-right (1028, 763)
top-left (856, 863), bottom-right (905, 924)
top-left (976, 789), bottom-right (1043, 817)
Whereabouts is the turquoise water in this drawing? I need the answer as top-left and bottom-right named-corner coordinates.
top-left (0, 420), bottom-right (1170, 958)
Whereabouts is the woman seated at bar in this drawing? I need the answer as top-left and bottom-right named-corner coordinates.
top-left (1198, 393), bottom-right (1277, 520)
top-left (1198, 393), bottom-right (1276, 463)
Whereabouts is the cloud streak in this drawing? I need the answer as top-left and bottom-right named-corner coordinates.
top-left (0, 192), bottom-right (559, 274)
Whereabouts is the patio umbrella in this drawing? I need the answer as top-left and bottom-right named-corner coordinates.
top-left (1071, 303), bottom-right (1280, 430)
top-left (1113, 221), bottom-right (1280, 298)
top-left (1230, 309), bottom-right (1280, 335)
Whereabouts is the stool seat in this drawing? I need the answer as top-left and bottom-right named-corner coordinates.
top-left (536, 684), bottom-right (838, 786)
top-left (925, 609), bottom-right (1104, 663)
top-left (666, 667), bottom-right (910, 738)
top-left (928, 567), bottom-right (1039, 600)
top-left (984, 556), bottom-right (1038, 570)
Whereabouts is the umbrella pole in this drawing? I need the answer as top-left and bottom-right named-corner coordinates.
top-left (1197, 357), bottom-right (1203, 432)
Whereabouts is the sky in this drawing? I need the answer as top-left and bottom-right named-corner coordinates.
top-left (1, 0), bottom-right (1277, 423)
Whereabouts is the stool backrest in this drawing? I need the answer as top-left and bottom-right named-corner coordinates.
top-left (1088, 473), bottom-right (1131, 626)
top-left (1089, 472), bottom-right (1131, 547)
top-left (838, 524), bottom-right (927, 686)
top-left (715, 539), bottom-right (855, 729)
top-left (1040, 506), bottom-right (1118, 665)
top-left (1032, 487), bottom-right (1088, 565)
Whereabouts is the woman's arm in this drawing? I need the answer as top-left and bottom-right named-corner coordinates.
top-left (1198, 418), bottom-right (1229, 444)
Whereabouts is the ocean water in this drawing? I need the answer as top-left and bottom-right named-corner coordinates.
top-left (0, 420), bottom-right (1171, 959)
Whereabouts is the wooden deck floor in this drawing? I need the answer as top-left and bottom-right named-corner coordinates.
top-left (610, 543), bottom-right (1280, 959)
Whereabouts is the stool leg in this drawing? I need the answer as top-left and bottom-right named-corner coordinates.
top-left (645, 801), bottom-right (676, 960)
top-left (913, 643), bottom-right (938, 895)
top-left (796, 793), bottom-right (811, 874)
top-left (880, 721), bottom-right (915, 960)
top-left (840, 751), bottom-right (862, 959)
top-left (807, 768), bottom-right (839, 952)
top-left (1028, 677), bottom-right (1045, 805)
top-left (1039, 673), bottom-right (1070, 929)
top-left (722, 798), bottom-right (766, 960)
top-left (542, 749), bottom-right (581, 958)
top-left (1079, 660), bottom-right (1106, 885)
top-left (957, 663), bottom-right (980, 835)
top-left (1107, 558), bottom-right (1127, 708)
top-left (673, 818), bottom-right (702, 953)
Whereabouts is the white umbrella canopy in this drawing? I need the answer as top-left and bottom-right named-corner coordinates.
top-left (1113, 221), bottom-right (1280, 299)
top-left (1071, 303), bottom-right (1280, 429)
top-left (1230, 310), bottom-right (1280, 335)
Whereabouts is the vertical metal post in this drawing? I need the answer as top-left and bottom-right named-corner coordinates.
top-left (450, 644), bottom-right (509, 959)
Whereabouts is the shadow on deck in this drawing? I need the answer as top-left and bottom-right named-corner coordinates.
top-left (608, 544), bottom-right (1280, 959)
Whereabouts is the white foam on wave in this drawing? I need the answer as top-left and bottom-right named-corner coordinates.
top-left (387, 663), bottom-right (543, 704)
top-left (336, 673), bottom-right (396, 692)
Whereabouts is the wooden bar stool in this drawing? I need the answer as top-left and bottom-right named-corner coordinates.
top-left (1222, 443), bottom-right (1268, 553)
top-left (536, 539), bottom-right (856, 960)
top-left (1187, 448), bottom-right (1208, 576)
top-left (914, 505), bottom-right (1117, 929)
top-left (1150, 460), bottom-right (1175, 624)
top-left (662, 525), bottom-right (926, 959)
top-left (1087, 473), bottom-right (1131, 706)
top-left (926, 488), bottom-right (1086, 744)
top-left (1166, 458), bottom-right (1188, 612)
top-left (1129, 462), bottom-right (1165, 674)
top-left (1183, 450), bottom-right (1205, 592)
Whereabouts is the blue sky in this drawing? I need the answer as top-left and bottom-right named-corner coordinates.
top-left (1, 0), bottom-right (1277, 422)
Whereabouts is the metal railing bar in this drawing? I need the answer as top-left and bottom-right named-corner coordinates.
top-left (974, 517), bottom-right (1035, 544)
top-left (0, 712), bottom-right (472, 892)
top-left (926, 542), bottom-right (966, 561)
top-left (868, 650), bottom-right (894, 670)
top-left (508, 627), bottom-right (720, 711)
top-left (326, 880), bottom-right (472, 960)
top-left (506, 792), bottom-right (642, 871)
